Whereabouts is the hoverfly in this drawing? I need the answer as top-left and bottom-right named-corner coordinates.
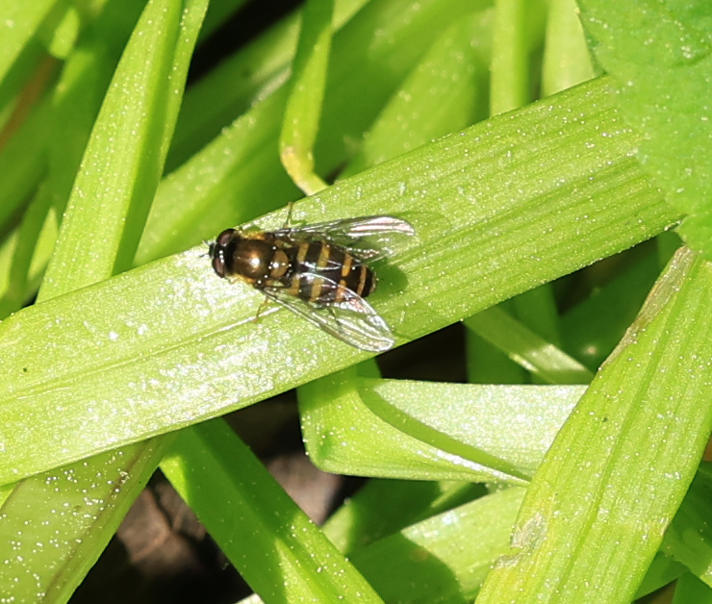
top-left (208, 215), bottom-right (414, 352)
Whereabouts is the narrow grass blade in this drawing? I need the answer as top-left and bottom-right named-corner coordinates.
top-left (301, 374), bottom-right (583, 481)
top-left (662, 464), bottom-right (712, 587)
top-left (464, 307), bottom-right (593, 384)
top-left (0, 0), bottom-right (59, 84)
top-left (323, 479), bottom-right (484, 554)
top-left (0, 1), bottom-right (208, 601)
top-left (41, 0), bottom-right (206, 293)
top-left (350, 487), bottom-right (526, 602)
top-left (477, 247), bottom-right (712, 603)
top-left (341, 8), bottom-right (492, 178)
top-left (490, 0), bottom-right (546, 114)
top-left (279, 0), bottom-right (333, 194)
top-left (541, 0), bottom-right (595, 95)
top-left (161, 419), bottom-right (383, 603)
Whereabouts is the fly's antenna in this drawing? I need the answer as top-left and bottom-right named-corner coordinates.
top-left (200, 240), bottom-right (214, 259)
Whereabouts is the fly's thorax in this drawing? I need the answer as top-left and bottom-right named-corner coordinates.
top-left (220, 235), bottom-right (273, 284)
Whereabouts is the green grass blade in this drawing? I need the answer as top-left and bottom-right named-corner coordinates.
top-left (301, 374), bottom-right (582, 481)
top-left (341, 8), bottom-right (492, 178)
top-left (560, 249), bottom-right (660, 370)
top-left (0, 1), bottom-right (208, 600)
top-left (0, 0), bottom-right (59, 83)
top-left (279, 0), bottom-right (333, 194)
top-left (161, 420), bottom-right (383, 603)
top-left (323, 479), bottom-right (484, 554)
top-left (464, 307), bottom-right (593, 384)
top-left (541, 0), bottom-right (595, 95)
top-left (138, 0), bottom-right (485, 264)
top-left (350, 487), bottom-right (525, 602)
top-left (477, 247), bottom-right (712, 603)
top-left (490, 0), bottom-right (546, 114)
top-left (662, 464), bottom-right (712, 587)
top-left (41, 0), bottom-right (206, 293)
top-left (0, 77), bottom-right (678, 483)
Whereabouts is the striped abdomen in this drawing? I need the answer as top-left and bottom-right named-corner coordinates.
top-left (284, 239), bottom-right (375, 303)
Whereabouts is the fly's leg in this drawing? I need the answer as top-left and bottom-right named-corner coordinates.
top-left (326, 305), bottom-right (348, 338)
top-left (254, 296), bottom-right (271, 322)
top-left (281, 201), bottom-right (307, 229)
top-left (282, 201), bottom-right (295, 228)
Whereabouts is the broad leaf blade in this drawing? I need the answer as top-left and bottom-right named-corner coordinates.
top-left (0, 77), bottom-right (677, 484)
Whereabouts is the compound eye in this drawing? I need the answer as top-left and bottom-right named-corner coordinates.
top-left (212, 252), bottom-right (226, 278)
top-left (216, 228), bottom-right (236, 247)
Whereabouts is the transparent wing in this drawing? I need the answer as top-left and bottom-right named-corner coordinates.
top-left (263, 277), bottom-right (395, 352)
top-left (273, 215), bottom-right (415, 261)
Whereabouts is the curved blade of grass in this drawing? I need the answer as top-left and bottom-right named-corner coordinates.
top-left (662, 464), bottom-right (712, 587)
top-left (0, 77), bottom-right (679, 483)
top-left (490, 0), bottom-right (546, 114)
top-left (0, 0), bottom-right (59, 83)
top-left (137, 0), bottom-right (488, 263)
top-left (577, 1), bottom-right (712, 258)
top-left (673, 573), bottom-right (712, 603)
top-left (301, 374), bottom-right (583, 481)
top-left (341, 8), bottom-right (492, 179)
top-left (279, 0), bottom-right (333, 194)
top-left (0, 0), bottom-right (147, 316)
top-left (464, 307), bottom-right (593, 384)
top-left (541, 0), bottom-right (595, 96)
top-left (160, 419), bottom-right (383, 603)
top-left (636, 554), bottom-right (685, 598)
top-left (41, 0), bottom-right (205, 291)
top-left (350, 487), bottom-right (525, 602)
top-left (477, 247), bottom-right (712, 603)
top-left (561, 249), bottom-right (660, 370)
top-left (168, 0), bottom-right (369, 170)
top-left (0, 1), bottom-right (208, 601)
top-left (323, 479), bottom-right (484, 554)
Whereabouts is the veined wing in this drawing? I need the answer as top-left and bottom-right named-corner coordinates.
top-left (263, 276), bottom-right (395, 352)
top-left (274, 215), bottom-right (415, 261)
